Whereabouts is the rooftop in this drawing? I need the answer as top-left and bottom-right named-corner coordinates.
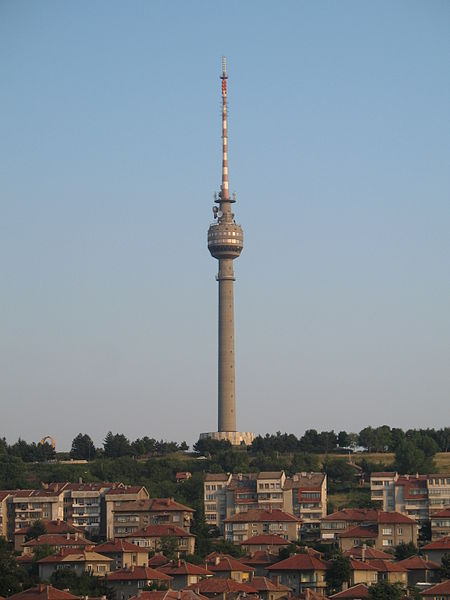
top-left (224, 508), bottom-right (298, 523)
top-left (267, 553), bottom-right (329, 572)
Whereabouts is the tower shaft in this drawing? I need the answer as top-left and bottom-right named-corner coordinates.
top-left (218, 258), bottom-right (236, 432)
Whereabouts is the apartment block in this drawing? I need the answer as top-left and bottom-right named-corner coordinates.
top-left (370, 472), bottom-right (450, 523)
top-left (224, 508), bottom-right (300, 544)
top-left (430, 507), bottom-right (450, 540)
top-left (0, 491), bottom-right (11, 538)
top-left (112, 497), bottom-right (194, 538)
top-left (204, 470), bottom-right (326, 534)
top-left (10, 488), bottom-right (66, 539)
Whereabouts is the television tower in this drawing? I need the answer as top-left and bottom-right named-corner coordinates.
top-left (200, 58), bottom-right (254, 446)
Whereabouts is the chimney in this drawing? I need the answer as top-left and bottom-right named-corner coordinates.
top-left (362, 543), bottom-right (366, 562)
top-left (39, 584), bottom-right (46, 593)
top-left (79, 477), bottom-right (83, 484)
top-left (66, 532), bottom-right (70, 540)
top-left (137, 592), bottom-right (142, 598)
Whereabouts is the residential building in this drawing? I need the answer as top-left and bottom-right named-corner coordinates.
top-left (396, 556), bottom-right (441, 587)
top-left (224, 508), bottom-right (300, 544)
top-left (343, 546), bottom-right (394, 562)
top-left (184, 578), bottom-right (258, 598)
top-left (38, 549), bottom-right (112, 581)
top-left (14, 519), bottom-right (82, 552)
top-left (370, 472), bottom-right (450, 523)
top-left (422, 535), bottom-right (450, 563)
top-left (240, 533), bottom-right (290, 554)
top-left (112, 497), bottom-right (194, 538)
top-left (106, 566), bottom-right (172, 600)
top-left (205, 554), bottom-right (254, 582)
top-left (267, 553), bottom-right (329, 596)
top-left (10, 488), bottom-right (67, 539)
top-left (329, 584), bottom-right (369, 599)
top-left (21, 532), bottom-right (91, 555)
top-left (104, 485), bottom-right (149, 539)
top-left (347, 558), bottom-right (378, 588)
top-left (204, 471), bottom-right (326, 533)
top-left (250, 576), bottom-right (292, 600)
top-left (0, 491), bottom-right (11, 539)
top-left (94, 539), bottom-right (149, 570)
top-left (158, 560), bottom-right (213, 589)
top-left (366, 559), bottom-right (407, 585)
top-left (6, 585), bottom-right (81, 600)
top-left (124, 524), bottom-right (195, 556)
top-left (241, 550), bottom-right (280, 576)
top-left (430, 507), bottom-right (450, 540)
top-left (321, 509), bottom-right (417, 551)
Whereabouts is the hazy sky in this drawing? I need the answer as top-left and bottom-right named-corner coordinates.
top-left (1, 1), bottom-right (449, 451)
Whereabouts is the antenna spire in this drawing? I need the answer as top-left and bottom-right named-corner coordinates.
top-left (220, 56), bottom-right (230, 202)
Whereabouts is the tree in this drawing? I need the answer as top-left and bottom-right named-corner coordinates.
top-left (441, 552), bottom-right (450, 580)
top-left (25, 519), bottom-right (47, 541)
top-left (159, 535), bottom-right (178, 560)
top-left (103, 432), bottom-right (132, 458)
top-left (394, 541), bottom-right (417, 560)
top-left (51, 569), bottom-right (114, 599)
top-left (394, 439), bottom-right (435, 474)
top-left (326, 554), bottom-right (351, 594)
top-left (0, 537), bottom-right (30, 595)
top-left (70, 433), bottom-right (96, 460)
top-left (368, 581), bottom-right (405, 600)
top-left (324, 459), bottom-right (355, 485)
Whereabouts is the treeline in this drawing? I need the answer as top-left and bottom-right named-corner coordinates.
top-left (249, 426), bottom-right (450, 455)
top-left (0, 437), bottom-right (55, 462)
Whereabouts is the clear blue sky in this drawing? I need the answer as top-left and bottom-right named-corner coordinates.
top-left (1, 1), bottom-right (449, 451)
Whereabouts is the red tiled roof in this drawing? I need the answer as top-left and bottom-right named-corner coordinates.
top-left (15, 520), bottom-right (82, 535)
top-left (423, 535), bottom-right (450, 551)
top-left (322, 509), bottom-right (378, 522)
top-left (107, 566), bottom-right (172, 581)
top-left (377, 511), bottom-right (415, 524)
top-left (148, 554), bottom-right (170, 567)
top-left (114, 497), bottom-right (194, 512)
top-left (207, 555), bottom-right (254, 573)
top-left (297, 590), bottom-right (327, 600)
top-left (127, 524), bottom-right (194, 538)
top-left (241, 550), bottom-right (279, 566)
top-left (371, 472), bottom-right (396, 477)
top-left (159, 560), bottom-right (213, 576)
top-left (6, 586), bottom-right (80, 600)
top-left (396, 556), bottom-right (440, 570)
top-left (224, 508), bottom-right (298, 523)
top-left (22, 534), bottom-right (91, 548)
top-left (366, 559), bottom-right (407, 573)
top-left (432, 507), bottom-right (450, 518)
top-left (128, 592), bottom-right (207, 600)
top-left (348, 558), bottom-right (378, 571)
top-left (337, 525), bottom-right (377, 539)
top-left (250, 576), bottom-right (290, 592)
top-left (343, 546), bottom-right (394, 560)
top-left (0, 491), bottom-right (11, 502)
top-left (38, 550), bottom-right (111, 564)
top-left (241, 534), bottom-right (289, 545)
top-left (95, 539), bottom-right (148, 553)
top-left (329, 583), bottom-right (369, 598)
top-left (420, 580), bottom-right (450, 596)
top-left (267, 553), bottom-right (329, 572)
top-left (204, 473), bottom-right (230, 481)
top-left (184, 578), bottom-right (258, 594)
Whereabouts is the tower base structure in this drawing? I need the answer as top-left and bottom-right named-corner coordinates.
top-left (199, 430), bottom-right (255, 446)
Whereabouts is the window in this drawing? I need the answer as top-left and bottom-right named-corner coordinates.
top-left (382, 539), bottom-right (393, 546)
top-left (397, 528), bottom-right (403, 535)
top-left (382, 528), bottom-right (392, 535)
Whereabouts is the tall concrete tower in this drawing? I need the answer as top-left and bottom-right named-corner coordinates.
top-left (200, 58), bottom-right (254, 447)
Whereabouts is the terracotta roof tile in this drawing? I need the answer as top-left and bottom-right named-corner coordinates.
top-left (322, 509), bottom-right (378, 522)
top-left (184, 578), bottom-right (258, 594)
top-left (420, 580), bottom-right (450, 596)
top-left (224, 508), bottom-right (298, 523)
top-left (337, 525), bottom-right (377, 539)
top-left (250, 576), bottom-right (290, 592)
top-left (114, 498), bottom-right (194, 513)
top-left (22, 534), bottom-right (91, 548)
top-left (366, 559), bottom-right (407, 572)
top-left (267, 553), bottom-right (329, 572)
top-left (6, 586), bottom-right (80, 600)
top-left (126, 524), bottom-right (194, 538)
top-left (396, 556), bottom-right (441, 570)
top-left (343, 546), bottom-right (394, 560)
top-left (207, 555), bottom-right (254, 573)
top-left (423, 535), bottom-right (450, 551)
top-left (15, 520), bottom-right (82, 535)
top-left (241, 534), bottom-right (289, 545)
top-left (159, 560), bottom-right (213, 576)
top-left (431, 508), bottom-right (450, 518)
top-left (107, 566), bottom-right (172, 581)
top-left (128, 592), bottom-right (207, 600)
top-left (329, 583), bottom-right (369, 598)
top-left (94, 539), bottom-right (148, 553)
top-left (348, 558), bottom-right (378, 571)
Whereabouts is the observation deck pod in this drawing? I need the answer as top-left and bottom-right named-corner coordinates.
top-left (208, 222), bottom-right (244, 260)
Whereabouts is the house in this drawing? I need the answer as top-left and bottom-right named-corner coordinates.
top-left (94, 539), bottom-right (149, 570)
top-left (176, 472), bottom-right (192, 483)
top-left (205, 553), bottom-right (254, 582)
top-left (396, 555), bottom-right (441, 587)
top-left (321, 509), bottom-right (378, 541)
top-left (430, 508), bottom-right (450, 540)
top-left (241, 549), bottom-right (280, 576)
top-left (124, 524), bottom-right (195, 556)
top-left (347, 558), bottom-right (378, 587)
top-left (420, 580), bottom-right (450, 599)
top-left (21, 532), bottom-right (91, 555)
top-left (224, 508), bottom-right (300, 544)
top-left (422, 535), bottom-right (450, 563)
top-left (113, 498), bottom-right (194, 537)
top-left (104, 485), bottom-right (150, 539)
top-left (38, 549), bottom-right (112, 581)
top-left (158, 559), bottom-right (213, 589)
top-left (267, 552), bottom-right (329, 595)
top-left (250, 576), bottom-right (291, 600)
top-left (9, 487), bottom-right (67, 539)
top-left (298, 590), bottom-right (328, 600)
top-left (183, 578), bottom-right (258, 597)
top-left (240, 533), bottom-right (290, 553)
top-left (329, 584), bottom-right (369, 599)
top-left (14, 519), bottom-right (83, 552)
top-left (5, 585), bottom-right (81, 600)
top-left (286, 472), bottom-right (327, 533)
top-left (343, 546), bottom-right (394, 562)
top-left (366, 559), bottom-right (407, 585)
top-left (106, 566), bottom-right (172, 600)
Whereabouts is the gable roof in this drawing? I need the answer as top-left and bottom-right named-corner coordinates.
top-left (431, 507), bottom-right (450, 518)
top-left (6, 586), bottom-right (80, 600)
top-left (15, 519), bottom-right (82, 535)
top-left (94, 539), bottom-right (148, 554)
top-left (159, 560), bottom-right (213, 576)
top-left (366, 559), bottom-right (407, 573)
top-left (396, 556), bottom-right (441, 570)
top-left (128, 592), bottom-right (207, 600)
top-left (267, 553), bottom-right (329, 572)
top-left (22, 534), bottom-right (91, 548)
top-left (241, 534), bottom-right (289, 546)
top-left (107, 566), bottom-right (172, 581)
top-left (240, 550), bottom-right (279, 566)
top-left (337, 525), bottom-right (377, 539)
top-left (184, 578), bottom-right (258, 594)
top-left (343, 546), bottom-right (394, 560)
top-left (127, 524), bottom-right (195, 538)
top-left (322, 509), bottom-right (378, 522)
top-left (250, 576), bottom-right (290, 592)
top-left (348, 558), bottom-right (378, 572)
top-left (420, 580), bottom-right (450, 596)
top-left (423, 535), bottom-right (450, 551)
top-left (113, 497), bottom-right (194, 513)
top-left (207, 555), bottom-right (254, 573)
top-left (329, 583), bottom-right (369, 598)
top-left (38, 550), bottom-right (111, 564)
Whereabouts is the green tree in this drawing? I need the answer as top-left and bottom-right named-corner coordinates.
top-left (324, 459), bottom-right (355, 485)
top-left (368, 581), bottom-right (405, 600)
top-left (0, 537), bottom-right (30, 595)
top-left (326, 553), bottom-right (351, 594)
top-left (394, 541), bottom-right (417, 560)
top-left (159, 535), bottom-right (178, 560)
top-left (103, 432), bottom-right (132, 458)
top-left (441, 552), bottom-right (450, 579)
top-left (25, 520), bottom-right (47, 541)
top-left (50, 569), bottom-right (114, 599)
top-left (394, 439), bottom-right (435, 474)
top-left (70, 433), bottom-right (96, 460)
